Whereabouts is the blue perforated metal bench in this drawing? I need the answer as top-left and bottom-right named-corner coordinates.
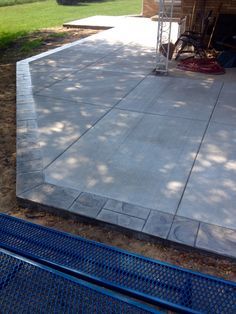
top-left (0, 248), bottom-right (160, 314)
top-left (0, 213), bottom-right (235, 314)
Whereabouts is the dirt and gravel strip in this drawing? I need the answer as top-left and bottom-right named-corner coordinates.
top-left (0, 27), bottom-right (235, 282)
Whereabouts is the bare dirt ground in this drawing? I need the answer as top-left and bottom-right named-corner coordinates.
top-left (0, 27), bottom-right (235, 282)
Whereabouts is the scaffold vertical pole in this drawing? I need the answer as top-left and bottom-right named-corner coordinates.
top-left (156, 0), bottom-right (175, 74)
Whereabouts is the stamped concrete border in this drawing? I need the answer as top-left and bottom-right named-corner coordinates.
top-left (16, 24), bottom-right (236, 260)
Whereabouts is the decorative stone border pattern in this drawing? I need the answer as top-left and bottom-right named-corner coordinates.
top-left (16, 30), bottom-right (236, 260)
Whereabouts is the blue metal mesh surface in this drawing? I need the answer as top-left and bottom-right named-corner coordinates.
top-left (0, 214), bottom-right (235, 314)
top-left (0, 249), bottom-right (159, 314)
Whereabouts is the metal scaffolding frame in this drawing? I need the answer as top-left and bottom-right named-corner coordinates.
top-left (155, 0), bottom-right (175, 74)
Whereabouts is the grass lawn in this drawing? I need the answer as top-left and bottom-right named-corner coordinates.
top-left (0, 0), bottom-right (142, 48)
top-left (0, 0), bottom-right (46, 7)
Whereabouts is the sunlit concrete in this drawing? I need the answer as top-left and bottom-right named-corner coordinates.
top-left (45, 109), bottom-right (206, 212)
top-left (178, 122), bottom-right (236, 229)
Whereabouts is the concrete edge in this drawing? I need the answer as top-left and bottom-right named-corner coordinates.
top-left (16, 195), bottom-right (236, 262)
top-left (17, 29), bottom-right (113, 64)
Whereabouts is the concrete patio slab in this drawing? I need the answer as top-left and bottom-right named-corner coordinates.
top-left (29, 65), bottom-right (77, 92)
top-left (34, 95), bottom-right (108, 167)
top-left (117, 76), bottom-right (222, 120)
top-left (63, 15), bottom-right (127, 29)
top-left (69, 192), bottom-right (107, 218)
top-left (104, 199), bottom-right (150, 220)
top-left (178, 122), bottom-right (236, 230)
top-left (212, 82), bottom-right (236, 125)
top-left (168, 216), bottom-right (199, 246)
top-left (16, 16), bottom-right (236, 259)
top-left (92, 46), bottom-right (156, 75)
top-left (36, 68), bottom-right (145, 107)
top-left (45, 109), bottom-right (206, 213)
top-left (196, 223), bottom-right (236, 257)
top-left (97, 208), bottom-right (146, 231)
top-left (31, 43), bottom-right (115, 68)
top-left (143, 210), bottom-right (174, 239)
top-left (20, 183), bottom-right (80, 210)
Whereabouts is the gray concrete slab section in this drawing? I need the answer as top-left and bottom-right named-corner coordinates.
top-left (36, 68), bottom-right (145, 107)
top-left (30, 65), bottom-right (77, 92)
top-left (20, 183), bottom-right (80, 210)
top-left (168, 216), bottom-right (199, 246)
top-left (143, 210), bottom-right (174, 239)
top-left (212, 83), bottom-right (236, 125)
top-left (34, 95), bottom-right (108, 167)
top-left (117, 76), bottom-right (222, 120)
top-left (30, 43), bottom-right (113, 68)
top-left (63, 15), bottom-right (126, 28)
top-left (92, 46), bottom-right (156, 75)
top-left (178, 122), bottom-right (236, 229)
top-left (104, 199), bottom-right (150, 219)
top-left (17, 159), bottom-right (43, 174)
top-left (69, 192), bottom-right (107, 218)
top-left (196, 223), bottom-right (236, 258)
top-left (16, 172), bottom-right (44, 195)
top-left (97, 208), bottom-right (146, 231)
top-left (45, 109), bottom-right (206, 213)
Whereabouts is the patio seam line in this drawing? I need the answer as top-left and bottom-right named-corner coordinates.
top-left (165, 216), bottom-right (201, 242)
top-left (17, 160), bottom-right (42, 174)
top-left (43, 104), bottom-right (112, 170)
top-left (96, 210), bottom-right (146, 231)
top-left (112, 72), bottom-right (151, 107)
top-left (32, 44), bottom-right (127, 93)
top-left (95, 206), bottom-right (104, 218)
top-left (67, 191), bottom-right (83, 209)
top-left (194, 222), bottom-right (201, 247)
top-left (174, 81), bottom-right (225, 216)
top-left (43, 70), bottom-right (151, 170)
top-left (115, 106), bottom-right (211, 122)
top-left (17, 118), bottom-right (37, 122)
top-left (141, 209), bottom-right (152, 231)
top-left (166, 214), bottom-right (176, 240)
top-left (34, 69), bottom-right (147, 109)
top-left (91, 69), bottom-right (154, 76)
top-left (97, 206), bottom-right (150, 221)
top-left (31, 69), bottom-right (80, 93)
top-left (17, 181), bottom-right (44, 198)
top-left (36, 65), bottom-right (148, 104)
top-left (33, 94), bottom-right (110, 110)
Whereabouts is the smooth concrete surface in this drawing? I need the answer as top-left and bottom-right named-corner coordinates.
top-left (178, 122), bottom-right (236, 229)
top-left (91, 45), bottom-right (156, 75)
top-left (34, 95), bottom-right (108, 167)
top-left (63, 15), bottom-right (127, 29)
top-left (36, 68), bottom-right (145, 107)
top-left (45, 109), bottom-right (206, 213)
top-left (16, 16), bottom-right (236, 258)
top-left (212, 82), bottom-right (236, 125)
top-left (117, 76), bottom-right (222, 120)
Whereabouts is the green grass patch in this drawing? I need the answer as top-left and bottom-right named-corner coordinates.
top-left (0, 31), bottom-right (27, 49)
top-left (0, 0), bottom-right (46, 8)
top-left (19, 38), bottom-right (43, 52)
top-left (0, 0), bottom-right (142, 48)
